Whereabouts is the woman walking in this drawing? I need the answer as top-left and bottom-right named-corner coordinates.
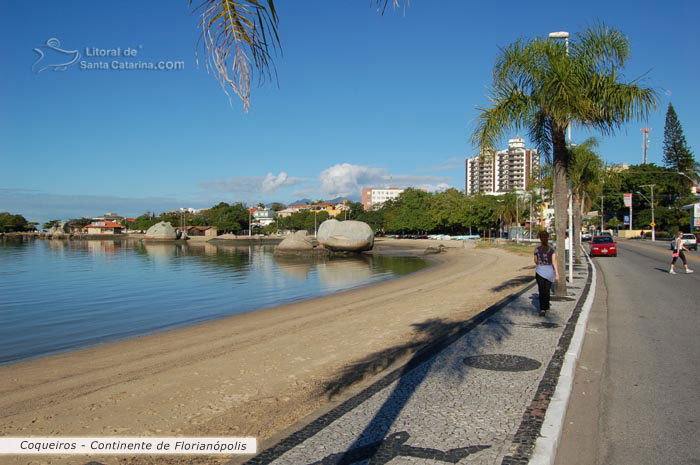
top-left (534, 231), bottom-right (559, 316)
top-left (670, 231), bottom-right (694, 274)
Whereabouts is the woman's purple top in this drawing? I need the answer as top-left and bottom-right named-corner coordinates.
top-left (535, 246), bottom-right (556, 282)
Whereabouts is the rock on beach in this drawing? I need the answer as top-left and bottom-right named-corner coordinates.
top-left (317, 219), bottom-right (374, 252)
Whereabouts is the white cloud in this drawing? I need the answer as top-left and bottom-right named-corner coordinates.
top-left (415, 182), bottom-right (451, 192)
top-left (319, 164), bottom-right (387, 197)
top-left (199, 172), bottom-right (305, 195)
top-left (261, 172), bottom-right (304, 193)
top-left (318, 163), bottom-right (452, 197)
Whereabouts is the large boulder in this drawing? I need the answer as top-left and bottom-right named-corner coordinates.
top-left (50, 226), bottom-right (67, 238)
top-left (145, 221), bottom-right (177, 240)
top-left (317, 219), bottom-right (374, 252)
top-left (276, 231), bottom-right (314, 251)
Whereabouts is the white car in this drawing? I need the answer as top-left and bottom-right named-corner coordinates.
top-left (670, 234), bottom-right (697, 251)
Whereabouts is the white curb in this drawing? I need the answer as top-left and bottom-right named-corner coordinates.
top-left (529, 248), bottom-right (597, 465)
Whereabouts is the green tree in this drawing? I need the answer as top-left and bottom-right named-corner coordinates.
top-left (278, 210), bottom-right (329, 232)
top-left (662, 103), bottom-right (695, 173)
top-left (42, 220), bottom-right (61, 230)
top-left (430, 189), bottom-right (469, 233)
top-left (131, 213), bottom-right (158, 231)
top-left (67, 217), bottom-right (93, 228)
top-left (269, 202), bottom-right (286, 212)
top-left (569, 138), bottom-right (604, 262)
top-left (473, 24), bottom-right (656, 294)
top-left (606, 217), bottom-right (621, 230)
top-left (0, 212), bottom-right (31, 232)
top-left (383, 189), bottom-right (435, 234)
top-left (465, 194), bottom-right (500, 237)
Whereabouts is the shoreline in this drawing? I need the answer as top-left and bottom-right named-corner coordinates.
top-left (0, 238), bottom-right (435, 367)
top-left (0, 239), bottom-right (535, 465)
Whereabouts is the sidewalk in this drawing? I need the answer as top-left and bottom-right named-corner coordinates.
top-left (238, 262), bottom-right (593, 465)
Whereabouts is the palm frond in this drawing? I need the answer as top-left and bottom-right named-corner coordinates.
top-left (493, 38), bottom-right (556, 91)
top-left (583, 77), bottom-right (657, 134)
top-left (191, 0), bottom-right (280, 110)
top-left (472, 81), bottom-right (534, 155)
top-left (527, 110), bottom-right (553, 162)
top-left (571, 22), bottom-right (629, 73)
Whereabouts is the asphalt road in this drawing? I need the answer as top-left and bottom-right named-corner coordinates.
top-left (557, 240), bottom-right (700, 465)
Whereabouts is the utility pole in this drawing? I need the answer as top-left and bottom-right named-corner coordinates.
top-left (568, 181), bottom-right (573, 284)
top-left (640, 184), bottom-right (656, 241)
top-left (529, 194), bottom-right (533, 239)
top-left (600, 195), bottom-right (604, 234)
top-left (641, 128), bottom-right (651, 164)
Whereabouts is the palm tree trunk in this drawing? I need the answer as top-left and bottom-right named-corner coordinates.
top-left (573, 191), bottom-right (582, 264)
top-left (552, 127), bottom-right (569, 296)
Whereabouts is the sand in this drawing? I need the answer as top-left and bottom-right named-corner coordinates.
top-left (0, 239), bottom-right (535, 465)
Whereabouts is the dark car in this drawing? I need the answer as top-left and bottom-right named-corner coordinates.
top-left (590, 236), bottom-right (617, 257)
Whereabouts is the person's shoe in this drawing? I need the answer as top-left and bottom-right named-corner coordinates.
top-left (539, 309), bottom-right (546, 316)
top-left (669, 269), bottom-right (676, 274)
top-left (686, 269), bottom-right (694, 274)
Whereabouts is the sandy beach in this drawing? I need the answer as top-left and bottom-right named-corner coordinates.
top-left (0, 239), bottom-right (535, 465)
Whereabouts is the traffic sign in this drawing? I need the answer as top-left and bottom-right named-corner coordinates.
top-left (650, 222), bottom-right (656, 227)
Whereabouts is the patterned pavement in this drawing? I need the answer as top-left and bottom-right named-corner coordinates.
top-left (239, 262), bottom-right (592, 465)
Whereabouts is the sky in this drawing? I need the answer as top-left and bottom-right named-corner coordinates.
top-left (1, 0), bottom-right (698, 223)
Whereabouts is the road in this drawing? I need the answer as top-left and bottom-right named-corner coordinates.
top-left (556, 240), bottom-right (700, 465)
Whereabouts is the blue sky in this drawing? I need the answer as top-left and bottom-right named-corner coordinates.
top-left (1, 0), bottom-right (698, 223)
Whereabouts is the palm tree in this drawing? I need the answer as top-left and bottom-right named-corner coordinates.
top-left (473, 24), bottom-right (656, 295)
top-left (190, 0), bottom-right (398, 109)
top-left (568, 138), bottom-right (604, 263)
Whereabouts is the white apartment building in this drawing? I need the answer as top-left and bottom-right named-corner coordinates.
top-left (465, 137), bottom-right (538, 195)
top-left (362, 187), bottom-right (405, 210)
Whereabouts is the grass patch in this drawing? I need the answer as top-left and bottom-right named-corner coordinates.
top-left (476, 240), bottom-right (537, 256)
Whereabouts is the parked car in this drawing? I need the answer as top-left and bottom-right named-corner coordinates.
top-left (581, 232), bottom-right (592, 241)
top-left (590, 236), bottom-right (617, 257)
top-left (670, 233), bottom-right (698, 251)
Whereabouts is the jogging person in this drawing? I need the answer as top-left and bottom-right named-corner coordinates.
top-left (534, 231), bottom-right (559, 316)
top-left (670, 231), bottom-right (693, 274)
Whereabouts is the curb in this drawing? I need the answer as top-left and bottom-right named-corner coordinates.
top-left (529, 249), bottom-right (597, 465)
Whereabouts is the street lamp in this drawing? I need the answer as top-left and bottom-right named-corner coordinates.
top-left (548, 31), bottom-right (571, 143)
top-left (550, 30), bottom-right (573, 280)
top-left (677, 170), bottom-right (699, 194)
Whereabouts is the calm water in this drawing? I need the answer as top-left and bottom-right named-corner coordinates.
top-left (0, 238), bottom-right (429, 365)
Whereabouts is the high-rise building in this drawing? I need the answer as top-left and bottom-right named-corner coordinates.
top-left (465, 138), bottom-right (538, 195)
top-left (361, 187), bottom-right (404, 210)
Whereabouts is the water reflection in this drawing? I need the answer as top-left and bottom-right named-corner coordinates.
top-left (0, 240), bottom-right (428, 364)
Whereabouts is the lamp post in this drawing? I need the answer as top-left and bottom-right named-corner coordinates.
top-left (548, 31), bottom-right (571, 143)
top-left (549, 30), bottom-right (573, 284)
top-left (639, 184), bottom-right (656, 241)
top-left (677, 170), bottom-right (699, 192)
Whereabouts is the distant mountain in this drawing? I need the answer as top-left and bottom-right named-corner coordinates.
top-left (288, 198), bottom-right (312, 206)
top-left (277, 195), bottom-right (361, 207)
top-left (327, 195), bottom-right (361, 203)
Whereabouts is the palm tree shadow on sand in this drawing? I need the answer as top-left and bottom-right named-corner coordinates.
top-left (313, 280), bottom-right (536, 465)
